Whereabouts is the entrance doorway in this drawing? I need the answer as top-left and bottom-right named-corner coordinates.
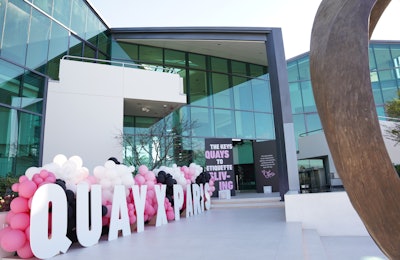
top-left (233, 140), bottom-right (256, 191)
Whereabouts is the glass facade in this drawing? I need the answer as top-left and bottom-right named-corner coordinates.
top-left (118, 42), bottom-right (273, 167)
top-left (1, 0), bottom-right (400, 195)
top-left (287, 41), bottom-right (400, 149)
top-left (0, 0), bottom-right (110, 191)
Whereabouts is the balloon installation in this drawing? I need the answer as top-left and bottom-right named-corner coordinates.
top-left (0, 154), bottom-right (215, 259)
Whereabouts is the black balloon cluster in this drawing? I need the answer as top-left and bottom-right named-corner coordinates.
top-left (195, 171), bottom-right (211, 185)
top-left (156, 171), bottom-right (177, 206)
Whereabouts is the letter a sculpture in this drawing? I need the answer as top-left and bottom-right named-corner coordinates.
top-left (310, 0), bottom-right (399, 258)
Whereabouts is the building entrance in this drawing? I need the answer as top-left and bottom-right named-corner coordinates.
top-left (233, 140), bottom-right (256, 191)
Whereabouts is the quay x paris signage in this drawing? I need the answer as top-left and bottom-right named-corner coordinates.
top-left (11, 183), bottom-right (211, 259)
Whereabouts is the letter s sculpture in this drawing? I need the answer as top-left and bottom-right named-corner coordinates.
top-left (310, 0), bottom-right (400, 258)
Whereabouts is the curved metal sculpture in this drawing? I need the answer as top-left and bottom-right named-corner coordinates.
top-left (310, 0), bottom-right (400, 258)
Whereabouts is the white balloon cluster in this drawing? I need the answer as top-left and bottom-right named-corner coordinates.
top-left (25, 154), bottom-right (90, 193)
top-left (93, 160), bottom-right (135, 204)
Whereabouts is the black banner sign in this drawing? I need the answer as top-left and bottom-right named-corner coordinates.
top-left (253, 140), bottom-right (279, 193)
top-left (205, 138), bottom-right (235, 197)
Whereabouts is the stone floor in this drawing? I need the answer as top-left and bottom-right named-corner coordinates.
top-left (4, 203), bottom-right (387, 260)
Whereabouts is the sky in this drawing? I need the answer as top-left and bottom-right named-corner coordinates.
top-left (88, 0), bottom-right (400, 59)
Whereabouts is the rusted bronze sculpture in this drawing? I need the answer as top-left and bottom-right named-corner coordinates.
top-left (310, 0), bottom-right (399, 258)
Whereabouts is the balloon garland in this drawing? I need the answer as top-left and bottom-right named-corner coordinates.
top-left (0, 155), bottom-right (214, 259)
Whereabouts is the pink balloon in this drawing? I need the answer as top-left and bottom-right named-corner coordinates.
top-left (18, 180), bottom-right (37, 199)
top-left (0, 229), bottom-right (26, 252)
top-left (0, 227), bottom-right (11, 242)
top-left (25, 226), bottom-right (30, 241)
top-left (18, 175), bottom-right (28, 183)
top-left (166, 211), bottom-right (175, 221)
top-left (17, 241), bottom-right (33, 259)
top-left (11, 183), bottom-right (20, 192)
top-left (135, 175), bottom-right (145, 185)
top-left (45, 175), bottom-right (56, 183)
top-left (144, 171), bottom-right (155, 181)
top-left (145, 181), bottom-right (155, 189)
top-left (146, 190), bottom-right (155, 200)
top-left (138, 165), bottom-right (148, 174)
top-left (10, 213), bottom-right (30, 231)
top-left (10, 197), bottom-right (29, 213)
top-left (5, 210), bottom-right (16, 224)
top-left (39, 170), bottom-right (49, 179)
top-left (32, 175), bottom-right (44, 185)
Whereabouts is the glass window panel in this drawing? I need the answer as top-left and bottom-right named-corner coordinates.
top-left (86, 10), bottom-right (100, 42)
top-left (2, 0), bottom-right (30, 65)
top-left (177, 68), bottom-right (187, 94)
top-left (214, 109), bottom-right (235, 138)
top-left (53, 0), bottom-right (71, 28)
top-left (189, 70), bottom-right (210, 106)
top-left (372, 82), bottom-right (384, 105)
top-left (378, 69), bottom-right (396, 82)
top-left (233, 77), bottom-right (253, 111)
top-left (188, 53), bottom-right (206, 70)
top-left (191, 137), bottom-right (205, 166)
top-left (305, 113), bottom-right (322, 133)
top-left (381, 80), bottom-right (398, 103)
top-left (47, 22), bottom-right (69, 79)
top-left (211, 57), bottom-right (228, 73)
top-left (0, 0), bottom-right (6, 50)
top-left (15, 112), bottom-right (41, 173)
top-left (21, 71), bottom-right (44, 114)
top-left (292, 114), bottom-right (306, 149)
top-left (98, 32), bottom-right (109, 56)
top-left (84, 44), bottom-right (96, 59)
top-left (231, 61), bottom-right (247, 76)
top-left (26, 8), bottom-right (50, 73)
top-left (249, 64), bottom-right (265, 78)
top-left (70, 0), bottom-right (87, 39)
top-left (297, 57), bottom-right (310, 80)
top-left (111, 41), bottom-right (136, 61)
top-left (139, 45), bottom-right (162, 64)
top-left (165, 49), bottom-right (186, 67)
top-left (377, 106), bottom-right (385, 118)
top-left (0, 106), bottom-right (13, 176)
top-left (369, 46), bottom-right (377, 71)
top-left (68, 36), bottom-right (83, 57)
top-left (235, 111), bottom-right (255, 139)
top-left (32, 0), bottom-right (53, 16)
top-left (391, 45), bottom-right (400, 80)
top-left (190, 107), bottom-right (214, 137)
top-left (212, 73), bottom-right (232, 109)
top-left (287, 61), bottom-right (299, 82)
top-left (252, 78), bottom-right (271, 112)
top-left (374, 44), bottom-right (392, 70)
top-left (254, 112), bottom-right (274, 139)
top-left (0, 60), bottom-right (24, 107)
top-left (301, 81), bottom-right (317, 112)
top-left (289, 82), bottom-right (303, 113)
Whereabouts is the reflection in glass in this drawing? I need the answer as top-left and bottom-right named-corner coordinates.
top-left (236, 111), bottom-right (255, 139)
top-left (214, 109), bottom-right (235, 138)
top-left (212, 73), bottom-right (232, 109)
top-left (191, 107), bottom-right (214, 137)
top-left (233, 77), bottom-right (253, 111)
top-left (254, 112), bottom-right (274, 140)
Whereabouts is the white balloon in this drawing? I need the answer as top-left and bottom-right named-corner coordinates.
top-left (69, 155), bottom-right (83, 168)
top-left (25, 167), bottom-right (40, 180)
top-left (53, 154), bottom-right (67, 166)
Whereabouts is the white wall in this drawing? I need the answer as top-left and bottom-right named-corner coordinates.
top-left (43, 60), bottom-right (185, 171)
top-left (285, 191), bottom-right (369, 236)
